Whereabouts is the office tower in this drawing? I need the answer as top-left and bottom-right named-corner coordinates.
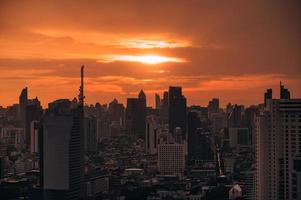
top-left (145, 115), bottom-right (160, 155)
top-left (84, 116), bottom-right (97, 153)
top-left (210, 112), bottom-right (227, 134)
top-left (40, 66), bottom-right (84, 200)
top-left (159, 91), bottom-right (169, 124)
top-left (25, 97), bottom-right (43, 149)
top-left (168, 86), bottom-right (187, 137)
top-left (125, 90), bottom-right (146, 139)
top-left (255, 84), bottom-right (300, 200)
top-left (187, 111), bottom-right (201, 161)
top-left (228, 128), bottom-right (250, 152)
top-left (280, 99), bottom-right (301, 200)
top-left (187, 111), bottom-right (213, 162)
top-left (158, 142), bottom-right (185, 176)
top-left (108, 99), bottom-right (125, 124)
top-left (208, 98), bottom-right (219, 118)
top-left (30, 120), bottom-right (40, 154)
top-left (228, 104), bottom-right (244, 128)
top-left (0, 127), bottom-right (25, 149)
top-left (96, 103), bottom-right (110, 139)
top-left (19, 87), bottom-right (28, 125)
top-left (155, 93), bottom-right (161, 110)
top-left (280, 81), bottom-right (291, 99)
top-left (244, 106), bottom-right (259, 149)
top-left (264, 88), bottom-right (272, 107)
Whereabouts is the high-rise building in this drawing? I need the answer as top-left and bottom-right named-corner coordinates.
top-left (228, 128), bottom-right (250, 152)
top-left (125, 90), bottom-right (146, 139)
top-left (19, 87), bottom-right (28, 126)
top-left (25, 97), bottom-right (43, 149)
top-left (159, 91), bottom-right (169, 124)
top-left (108, 99), bottom-right (125, 124)
top-left (279, 99), bottom-right (301, 200)
top-left (40, 66), bottom-right (84, 200)
top-left (30, 120), bottom-right (40, 154)
top-left (228, 104), bottom-right (244, 128)
top-left (158, 143), bottom-right (185, 176)
top-left (40, 99), bottom-right (84, 200)
top-left (188, 111), bottom-right (213, 162)
top-left (145, 115), bottom-right (160, 155)
top-left (280, 81), bottom-right (291, 99)
top-left (208, 98), bottom-right (219, 118)
top-left (264, 88), bottom-right (272, 107)
top-left (155, 93), bottom-right (161, 110)
top-left (168, 86), bottom-right (187, 138)
top-left (255, 84), bottom-right (301, 200)
top-left (84, 116), bottom-right (97, 153)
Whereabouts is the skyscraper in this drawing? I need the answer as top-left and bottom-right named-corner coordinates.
top-left (264, 88), bottom-right (272, 107)
top-left (25, 97), bottom-right (43, 149)
top-left (208, 98), bottom-right (219, 118)
top-left (19, 87), bottom-right (28, 126)
top-left (255, 84), bottom-right (301, 200)
top-left (280, 81), bottom-right (291, 100)
top-left (125, 90), bottom-right (146, 139)
top-left (187, 111), bottom-right (213, 161)
top-left (40, 66), bottom-right (84, 200)
top-left (155, 93), bottom-right (161, 110)
top-left (168, 86), bottom-right (187, 138)
top-left (84, 116), bottom-right (97, 153)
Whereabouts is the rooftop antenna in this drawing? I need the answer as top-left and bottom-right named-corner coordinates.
top-left (79, 65), bottom-right (85, 106)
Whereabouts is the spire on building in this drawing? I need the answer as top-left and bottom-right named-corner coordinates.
top-left (138, 89), bottom-right (146, 99)
top-left (78, 65), bottom-right (85, 105)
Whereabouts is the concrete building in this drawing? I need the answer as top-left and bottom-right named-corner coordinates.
top-left (255, 85), bottom-right (301, 200)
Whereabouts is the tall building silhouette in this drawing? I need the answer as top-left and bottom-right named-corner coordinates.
top-left (40, 66), bottom-right (84, 200)
top-left (168, 86), bottom-right (187, 137)
top-left (19, 87), bottom-right (28, 126)
top-left (155, 93), bottom-right (161, 110)
top-left (126, 90), bottom-right (146, 139)
top-left (25, 97), bottom-right (43, 150)
top-left (280, 81), bottom-right (291, 99)
top-left (187, 111), bottom-right (213, 162)
top-left (255, 84), bottom-right (301, 200)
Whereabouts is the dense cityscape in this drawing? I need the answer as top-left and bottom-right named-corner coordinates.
top-left (0, 66), bottom-right (300, 200)
top-left (1, 1), bottom-right (301, 200)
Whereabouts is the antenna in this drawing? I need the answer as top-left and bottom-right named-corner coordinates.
top-left (79, 65), bottom-right (85, 105)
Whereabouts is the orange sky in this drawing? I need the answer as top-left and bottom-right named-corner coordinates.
top-left (0, 0), bottom-right (301, 108)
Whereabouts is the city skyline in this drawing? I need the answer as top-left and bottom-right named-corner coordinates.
top-left (1, 0), bottom-right (301, 107)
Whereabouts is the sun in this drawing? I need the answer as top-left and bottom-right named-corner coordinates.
top-left (99, 54), bottom-right (186, 65)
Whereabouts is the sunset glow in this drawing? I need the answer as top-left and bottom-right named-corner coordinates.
top-left (0, 0), bottom-right (300, 107)
top-left (118, 39), bottom-right (191, 49)
top-left (98, 55), bottom-right (186, 64)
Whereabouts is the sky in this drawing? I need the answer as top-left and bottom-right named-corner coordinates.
top-left (0, 0), bottom-right (301, 108)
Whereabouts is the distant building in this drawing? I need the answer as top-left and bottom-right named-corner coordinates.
top-left (228, 128), bottom-right (250, 152)
top-left (25, 97), bottom-right (43, 150)
top-left (208, 98), bottom-right (219, 118)
top-left (155, 93), bottom-right (161, 110)
top-left (0, 127), bottom-right (24, 149)
top-left (158, 143), bottom-right (185, 176)
top-left (126, 90), bottom-right (146, 139)
top-left (168, 86), bottom-right (187, 138)
top-left (84, 116), bottom-right (97, 153)
top-left (228, 104), bottom-right (244, 128)
top-left (40, 99), bottom-right (84, 200)
top-left (19, 87), bottom-right (28, 126)
top-left (146, 115), bottom-right (160, 155)
top-left (30, 120), bottom-right (40, 154)
top-left (255, 84), bottom-right (301, 200)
